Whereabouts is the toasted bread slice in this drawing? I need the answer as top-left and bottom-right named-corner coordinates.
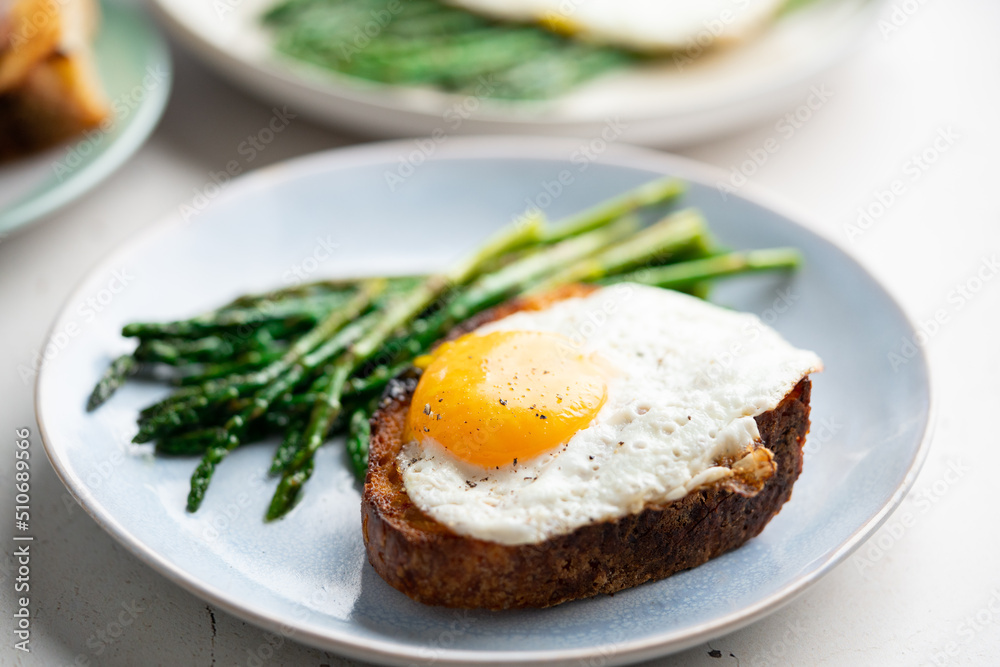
top-left (362, 285), bottom-right (812, 609)
top-left (0, 0), bottom-right (109, 161)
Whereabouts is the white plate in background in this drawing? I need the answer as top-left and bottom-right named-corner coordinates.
top-left (149, 0), bottom-right (881, 145)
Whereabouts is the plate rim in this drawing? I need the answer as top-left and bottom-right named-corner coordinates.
top-left (35, 136), bottom-right (934, 667)
top-left (0, 0), bottom-right (173, 236)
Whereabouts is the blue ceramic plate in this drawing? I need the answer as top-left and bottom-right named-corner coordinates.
top-left (0, 0), bottom-right (171, 235)
top-left (36, 138), bottom-right (932, 666)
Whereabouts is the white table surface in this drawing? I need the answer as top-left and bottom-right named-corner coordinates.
top-left (2, 1), bottom-right (998, 665)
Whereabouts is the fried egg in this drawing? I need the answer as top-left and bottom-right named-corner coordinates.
top-left (443, 0), bottom-right (786, 52)
top-left (400, 283), bottom-right (821, 545)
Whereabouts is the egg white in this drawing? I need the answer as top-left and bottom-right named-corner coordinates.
top-left (399, 283), bottom-right (821, 546)
top-left (443, 0), bottom-right (787, 52)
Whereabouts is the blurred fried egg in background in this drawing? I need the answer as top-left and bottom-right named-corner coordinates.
top-left (443, 0), bottom-right (788, 52)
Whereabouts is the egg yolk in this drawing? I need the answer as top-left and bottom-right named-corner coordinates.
top-left (406, 330), bottom-right (609, 468)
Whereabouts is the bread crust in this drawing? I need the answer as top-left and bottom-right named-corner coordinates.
top-left (362, 287), bottom-right (813, 609)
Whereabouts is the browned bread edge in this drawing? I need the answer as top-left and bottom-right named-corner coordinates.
top-left (361, 286), bottom-right (813, 609)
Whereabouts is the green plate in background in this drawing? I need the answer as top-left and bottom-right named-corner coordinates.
top-left (0, 0), bottom-right (172, 235)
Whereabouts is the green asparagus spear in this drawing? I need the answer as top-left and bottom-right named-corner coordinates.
top-left (527, 208), bottom-right (709, 293)
top-left (541, 178), bottom-right (685, 242)
top-left (134, 395), bottom-right (217, 444)
top-left (86, 354), bottom-right (136, 411)
top-left (155, 428), bottom-right (226, 456)
top-left (268, 420), bottom-right (305, 475)
top-left (603, 248), bottom-right (803, 289)
top-left (265, 457), bottom-right (314, 521)
top-left (122, 293), bottom-right (347, 340)
top-left (346, 403), bottom-right (373, 481)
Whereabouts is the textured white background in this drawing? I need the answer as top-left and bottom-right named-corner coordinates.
top-left (2, 0), bottom-right (998, 664)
